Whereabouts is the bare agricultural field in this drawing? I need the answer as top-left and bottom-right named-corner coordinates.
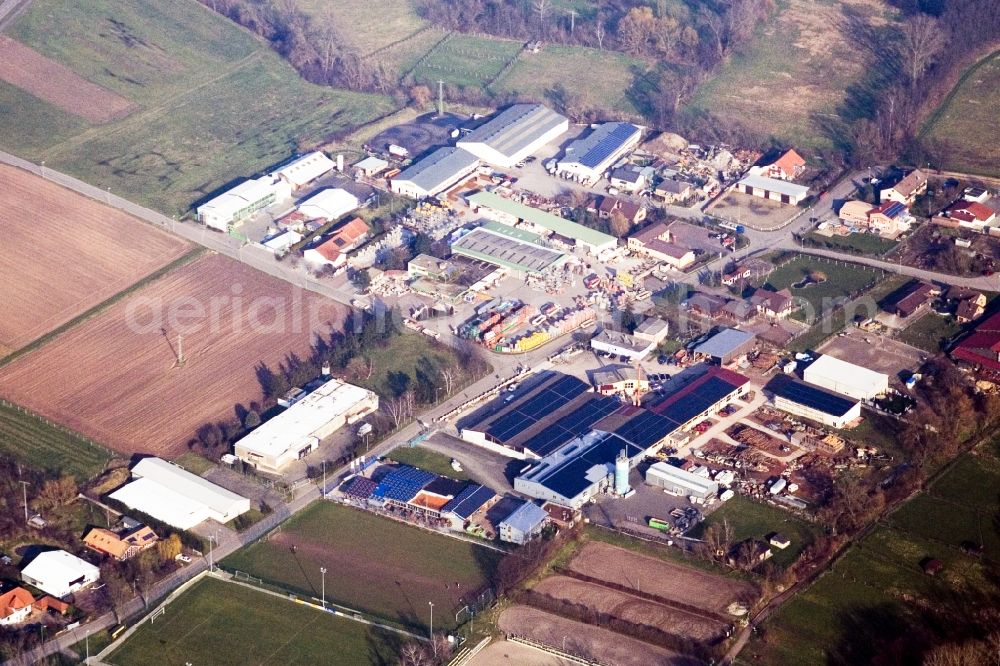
top-left (567, 542), bottom-right (757, 614)
top-left (0, 254), bottom-right (344, 458)
top-left (689, 0), bottom-right (895, 147)
top-left (0, 36), bottom-right (134, 122)
top-left (498, 605), bottom-right (696, 666)
top-left (533, 575), bottom-right (727, 642)
top-left (0, 165), bottom-right (191, 354)
top-left (709, 191), bottom-right (801, 230)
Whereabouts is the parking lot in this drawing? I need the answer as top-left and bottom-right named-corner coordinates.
top-left (817, 325), bottom-right (927, 385)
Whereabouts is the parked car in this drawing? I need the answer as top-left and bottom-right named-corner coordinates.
top-left (175, 554), bottom-right (192, 564)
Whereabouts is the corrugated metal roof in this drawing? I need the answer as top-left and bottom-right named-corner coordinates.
top-left (468, 190), bottom-right (615, 250)
top-left (451, 225), bottom-right (564, 273)
top-left (459, 104), bottom-right (567, 160)
top-left (394, 147), bottom-right (478, 194)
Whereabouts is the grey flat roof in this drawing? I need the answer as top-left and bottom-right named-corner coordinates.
top-left (451, 225), bottom-right (564, 273)
top-left (394, 147), bottom-right (478, 193)
top-left (694, 328), bottom-right (755, 358)
top-left (459, 104), bottom-right (567, 160)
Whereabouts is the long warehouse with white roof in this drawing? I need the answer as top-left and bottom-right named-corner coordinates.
top-left (390, 147), bottom-right (479, 199)
top-left (110, 457), bottom-right (251, 530)
top-left (458, 104), bottom-right (568, 168)
top-left (556, 122), bottom-right (643, 185)
top-left (802, 354), bottom-right (888, 401)
top-left (235, 378), bottom-right (379, 474)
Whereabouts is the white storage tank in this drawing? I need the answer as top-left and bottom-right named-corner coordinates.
top-left (614, 449), bottom-right (631, 495)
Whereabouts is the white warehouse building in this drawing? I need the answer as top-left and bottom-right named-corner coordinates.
top-left (390, 147), bottom-right (479, 199)
top-left (273, 151), bottom-right (336, 189)
top-left (458, 104), bottom-right (568, 168)
top-left (196, 175), bottom-right (292, 231)
top-left (297, 188), bottom-right (360, 221)
top-left (645, 462), bottom-right (719, 499)
top-left (235, 378), bottom-right (379, 474)
top-left (556, 122), bottom-right (643, 185)
top-left (110, 457), bottom-right (251, 530)
top-left (802, 354), bottom-right (889, 401)
top-left (21, 550), bottom-right (100, 599)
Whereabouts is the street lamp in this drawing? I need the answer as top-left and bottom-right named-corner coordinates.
top-left (322, 459), bottom-right (327, 498)
top-left (320, 567), bottom-right (327, 608)
top-left (428, 601), bottom-right (435, 653)
top-left (208, 533), bottom-right (218, 571)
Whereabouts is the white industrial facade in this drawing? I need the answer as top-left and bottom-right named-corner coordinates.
top-left (645, 462), bottom-right (718, 499)
top-left (736, 172), bottom-right (809, 205)
top-left (390, 147), bottom-right (479, 199)
top-left (590, 330), bottom-right (654, 360)
top-left (458, 104), bottom-right (568, 168)
top-left (273, 151), bottom-right (336, 189)
top-left (802, 354), bottom-right (889, 401)
top-left (773, 393), bottom-right (861, 428)
top-left (21, 550), bottom-right (100, 599)
top-left (556, 122), bottom-right (642, 185)
top-left (110, 457), bottom-right (251, 530)
top-left (297, 188), bottom-right (360, 221)
top-left (196, 176), bottom-right (292, 231)
top-left (235, 378), bottom-right (379, 474)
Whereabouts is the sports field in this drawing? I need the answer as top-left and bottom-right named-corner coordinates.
top-left (1, 0), bottom-right (394, 215)
top-left (107, 577), bottom-right (402, 666)
top-left (221, 502), bottom-right (501, 631)
top-left (920, 50), bottom-right (1000, 177)
top-left (741, 445), bottom-right (1000, 664)
top-left (689, 0), bottom-right (895, 148)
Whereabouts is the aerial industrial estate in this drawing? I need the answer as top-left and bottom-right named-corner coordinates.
top-left (0, 0), bottom-right (998, 665)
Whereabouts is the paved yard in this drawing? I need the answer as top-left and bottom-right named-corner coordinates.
top-left (709, 191), bottom-right (801, 230)
top-left (817, 326), bottom-right (927, 385)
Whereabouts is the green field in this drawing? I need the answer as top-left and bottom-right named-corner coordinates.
top-left (0, 401), bottom-right (111, 479)
top-left (1, 0), bottom-right (395, 215)
top-left (741, 446), bottom-right (1000, 664)
top-left (495, 45), bottom-right (649, 116)
top-left (221, 502), bottom-right (501, 630)
top-left (898, 312), bottom-right (963, 351)
top-left (921, 51), bottom-right (1000, 177)
top-left (689, 0), bottom-right (895, 147)
top-left (690, 496), bottom-right (821, 569)
top-left (762, 255), bottom-right (884, 323)
top-left (802, 231), bottom-right (898, 257)
top-left (356, 331), bottom-right (475, 401)
top-left (387, 446), bottom-right (471, 481)
top-left (294, 0), bottom-right (428, 56)
top-left (107, 577), bottom-right (401, 666)
top-left (410, 33), bottom-right (521, 88)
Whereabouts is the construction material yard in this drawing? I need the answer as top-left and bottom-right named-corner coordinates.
top-left (0, 253), bottom-right (345, 458)
top-left (0, 166), bottom-right (192, 356)
top-left (221, 502), bottom-right (501, 631)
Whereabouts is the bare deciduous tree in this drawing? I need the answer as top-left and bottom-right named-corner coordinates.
top-left (899, 14), bottom-right (946, 89)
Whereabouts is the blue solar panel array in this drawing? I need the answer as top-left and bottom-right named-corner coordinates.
top-left (372, 465), bottom-right (437, 502)
top-left (608, 410), bottom-right (679, 448)
top-left (441, 484), bottom-right (497, 519)
top-left (651, 376), bottom-right (742, 428)
top-left (883, 202), bottom-right (906, 218)
top-left (579, 124), bottom-right (638, 169)
top-left (520, 395), bottom-right (621, 457)
top-left (340, 476), bottom-right (377, 499)
top-left (486, 375), bottom-right (589, 443)
top-left (765, 375), bottom-right (857, 416)
top-left (540, 434), bottom-right (642, 500)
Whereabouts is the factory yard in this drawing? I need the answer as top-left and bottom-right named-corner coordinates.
top-left (0, 165), bottom-right (191, 356)
top-left (816, 326), bottom-right (926, 385)
top-left (497, 605), bottom-right (697, 666)
top-left (0, 253), bottom-right (344, 458)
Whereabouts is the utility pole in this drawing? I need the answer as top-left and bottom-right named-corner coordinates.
top-left (322, 459), bottom-right (327, 498)
top-left (437, 80), bottom-right (444, 118)
top-left (428, 601), bottom-right (435, 654)
top-left (208, 533), bottom-right (218, 570)
top-left (19, 481), bottom-right (29, 523)
top-left (320, 567), bottom-right (327, 608)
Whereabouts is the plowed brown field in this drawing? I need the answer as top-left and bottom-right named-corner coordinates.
top-left (0, 165), bottom-right (190, 353)
top-left (0, 36), bottom-right (134, 122)
top-left (0, 254), bottom-right (345, 457)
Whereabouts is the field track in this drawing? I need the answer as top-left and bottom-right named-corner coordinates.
top-left (0, 36), bottom-right (134, 122)
top-left (0, 165), bottom-right (191, 353)
top-left (0, 253), bottom-right (345, 458)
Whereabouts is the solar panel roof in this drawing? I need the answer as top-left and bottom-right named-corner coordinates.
top-left (580, 123), bottom-right (640, 169)
top-left (372, 465), bottom-right (437, 502)
top-left (538, 434), bottom-right (642, 500)
top-left (650, 373), bottom-right (745, 427)
top-left (340, 476), bottom-right (377, 499)
top-left (486, 375), bottom-right (589, 443)
top-left (607, 410), bottom-right (679, 448)
top-left (441, 484), bottom-right (497, 519)
top-left (766, 375), bottom-right (858, 417)
top-left (520, 395), bottom-right (620, 457)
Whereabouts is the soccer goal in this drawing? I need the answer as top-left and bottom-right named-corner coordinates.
top-left (150, 607), bottom-right (166, 623)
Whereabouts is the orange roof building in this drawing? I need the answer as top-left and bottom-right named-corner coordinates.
top-left (303, 217), bottom-right (370, 268)
top-left (0, 587), bottom-right (34, 626)
top-left (766, 149), bottom-right (806, 181)
top-left (83, 525), bottom-right (158, 561)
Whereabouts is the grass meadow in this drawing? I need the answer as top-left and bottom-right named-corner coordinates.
top-left (0, 400), bottom-right (110, 479)
top-left (762, 254), bottom-right (884, 323)
top-left (221, 502), bottom-right (501, 631)
top-left (107, 577), bottom-right (401, 666)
